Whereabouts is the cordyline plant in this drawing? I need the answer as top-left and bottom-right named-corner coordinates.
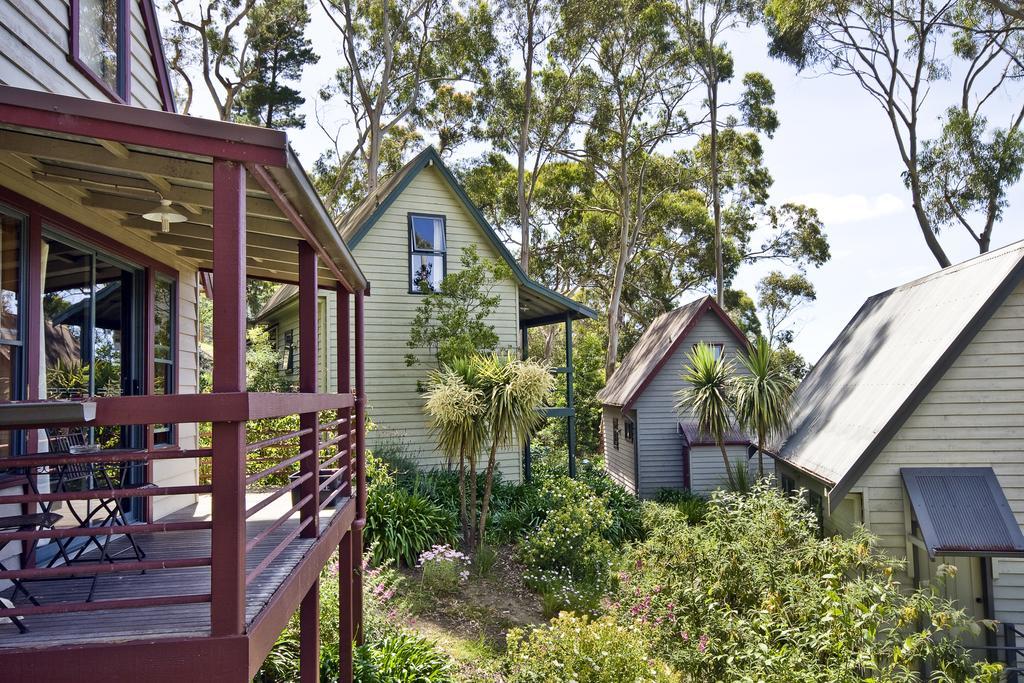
top-left (676, 342), bottom-right (738, 489)
top-left (424, 352), bottom-right (554, 552)
top-left (732, 336), bottom-right (797, 478)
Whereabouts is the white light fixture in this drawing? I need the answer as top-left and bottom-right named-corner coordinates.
top-left (142, 198), bottom-right (187, 233)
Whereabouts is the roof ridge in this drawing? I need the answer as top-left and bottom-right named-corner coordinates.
top-left (884, 239), bottom-right (1024, 294)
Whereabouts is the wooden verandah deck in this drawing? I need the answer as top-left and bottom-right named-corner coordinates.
top-left (0, 495), bottom-right (351, 649)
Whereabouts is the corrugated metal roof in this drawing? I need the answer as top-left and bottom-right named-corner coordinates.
top-left (901, 468), bottom-right (1024, 558)
top-left (597, 298), bottom-right (707, 407)
top-left (597, 296), bottom-right (749, 410)
top-left (678, 421), bottom-right (751, 446)
top-left (774, 240), bottom-right (1024, 499)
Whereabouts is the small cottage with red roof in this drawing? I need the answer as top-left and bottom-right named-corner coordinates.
top-left (597, 296), bottom-right (762, 498)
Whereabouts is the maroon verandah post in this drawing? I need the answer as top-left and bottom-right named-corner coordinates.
top-left (338, 285), bottom-right (354, 683)
top-left (211, 159), bottom-right (247, 640)
top-left (298, 241), bottom-right (321, 682)
top-left (353, 288), bottom-right (366, 644)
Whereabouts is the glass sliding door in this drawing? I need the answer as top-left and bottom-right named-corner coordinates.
top-left (42, 233), bottom-right (145, 518)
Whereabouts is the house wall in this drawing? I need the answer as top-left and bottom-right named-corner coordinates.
top-left (601, 405), bottom-right (636, 493)
top-left (0, 0), bottom-right (167, 110)
top-left (263, 297), bottom-right (330, 393)
top-left (262, 166), bottom-right (523, 479)
top-left (819, 278), bottom-right (1024, 624)
top-left (0, 168), bottom-right (202, 528)
top-left (688, 444), bottom-right (772, 497)
top-left (631, 314), bottom-right (750, 499)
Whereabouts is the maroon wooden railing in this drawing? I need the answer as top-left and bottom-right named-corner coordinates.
top-left (0, 390), bottom-right (358, 630)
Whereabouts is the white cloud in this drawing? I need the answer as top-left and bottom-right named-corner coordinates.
top-left (787, 192), bottom-right (907, 225)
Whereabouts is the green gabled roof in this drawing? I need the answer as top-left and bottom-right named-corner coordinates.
top-left (339, 146), bottom-right (597, 325)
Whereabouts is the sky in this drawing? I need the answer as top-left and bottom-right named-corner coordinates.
top-left (186, 7), bottom-right (1024, 366)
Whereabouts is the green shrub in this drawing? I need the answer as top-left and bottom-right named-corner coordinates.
top-left (366, 486), bottom-right (457, 567)
top-left (619, 482), bottom-right (1002, 682)
top-left (505, 613), bottom-right (677, 683)
top-left (651, 489), bottom-right (709, 525)
top-left (473, 543), bottom-right (499, 577)
top-left (578, 468), bottom-right (645, 545)
top-left (519, 477), bottom-right (615, 610)
top-left (355, 631), bottom-right (452, 683)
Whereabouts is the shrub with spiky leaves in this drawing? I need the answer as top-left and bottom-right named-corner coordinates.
top-left (423, 352), bottom-right (554, 553)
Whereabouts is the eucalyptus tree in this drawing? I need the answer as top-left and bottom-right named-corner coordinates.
top-left (166, 0), bottom-right (317, 127)
top-left (674, 0), bottom-right (779, 304)
top-left (733, 336), bottom-right (796, 477)
top-left (479, 0), bottom-right (588, 274)
top-left (766, 0), bottom-right (1024, 267)
top-left (557, 0), bottom-right (696, 378)
top-left (317, 0), bottom-right (497, 209)
top-left (676, 342), bottom-right (738, 489)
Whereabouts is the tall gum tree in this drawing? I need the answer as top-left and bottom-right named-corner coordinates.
top-left (765, 0), bottom-right (1024, 267)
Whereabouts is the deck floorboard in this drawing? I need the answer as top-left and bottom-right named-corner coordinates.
top-left (0, 498), bottom-right (346, 649)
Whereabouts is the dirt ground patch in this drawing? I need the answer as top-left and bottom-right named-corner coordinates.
top-left (398, 549), bottom-right (544, 681)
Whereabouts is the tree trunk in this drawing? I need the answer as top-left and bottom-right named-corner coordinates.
top-left (477, 438), bottom-right (500, 550)
top-left (719, 441), bottom-right (736, 489)
top-left (467, 457), bottom-right (478, 551)
top-left (605, 163), bottom-right (632, 379)
top-left (517, 11), bottom-right (536, 275)
top-left (757, 434), bottom-right (764, 480)
top-left (367, 120), bottom-right (382, 191)
top-left (710, 82), bottom-right (724, 306)
top-left (907, 168), bottom-right (951, 268)
top-left (458, 446), bottom-right (470, 551)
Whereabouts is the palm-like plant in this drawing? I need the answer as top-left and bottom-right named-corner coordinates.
top-left (676, 342), bottom-right (738, 489)
top-left (732, 336), bottom-right (797, 479)
top-left (424, 352), bottom-right (554, 551)
top-left (474, 352), bottom-right (553, 547)
top-left (423, 358), bottom-right (488, 550)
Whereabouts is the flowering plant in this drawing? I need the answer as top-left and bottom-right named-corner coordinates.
top-left (417, 544), bottom-right (471, 594)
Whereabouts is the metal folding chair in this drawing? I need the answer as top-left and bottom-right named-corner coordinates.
top-left (42, 428), bottom-right (149, 601)
top-left (0, 511), bottom-right (63, 633)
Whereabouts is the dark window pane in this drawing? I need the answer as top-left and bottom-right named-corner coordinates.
top-left (0, 215), bottom-right (21, 342)
top-left (79, 0), bottom-right (122, 94)
top-left (411, 216), bottom-right (444, 252)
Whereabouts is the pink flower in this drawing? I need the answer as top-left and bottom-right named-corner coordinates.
top-left (681, 631), bottom-right (689, 642)
top-left (698, 634), bottom-right (709, 653)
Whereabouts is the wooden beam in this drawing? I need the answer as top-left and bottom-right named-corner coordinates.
top-left (81, 186), bottom-right (282, 219)
top-left (98, 139), bottom-right (131, 159)
top-left (210, 158), bottom-right (247, 637)
top-left (135, 222), bottom-right (301, 253)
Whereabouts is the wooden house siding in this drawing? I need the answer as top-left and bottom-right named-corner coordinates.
top-left (602, 405), bottom-right (635, 493)
top-left (352, 167), bottom-right (520, 476)
top-left (257, 167), bottom-right (523, 478)
top-left (0, 0), bottom-right (166, 110)
top-left (265, 298), bottom-right (330, 392)
top-left (632, 314), bottom-right (750, 498)
top-left (827, 280), bottom-right (1024, 623)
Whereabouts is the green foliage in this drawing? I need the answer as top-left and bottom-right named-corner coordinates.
top-left (247, 325), bottom-right (287, 392)
top-left (619, 483), bottom-right (1002, 681)
top-left (365, 455), bottom-right (458, 567)
top-left (354, 631), bottom-right (453, 683)
top-left (423, 352), bottom-right (555, 550)
top-left (732, 336), bottom-right (798, 477)
top-left (519, 477), bottom-right (615, 613)
top-left (406, 246), bottom-right (512, 368)
top-left (505, 613), bottom-right (678, 683)
top-left (919, 107), bottom-right (1024, 243)
top-left (676, 342), bottom-right (738, 488)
